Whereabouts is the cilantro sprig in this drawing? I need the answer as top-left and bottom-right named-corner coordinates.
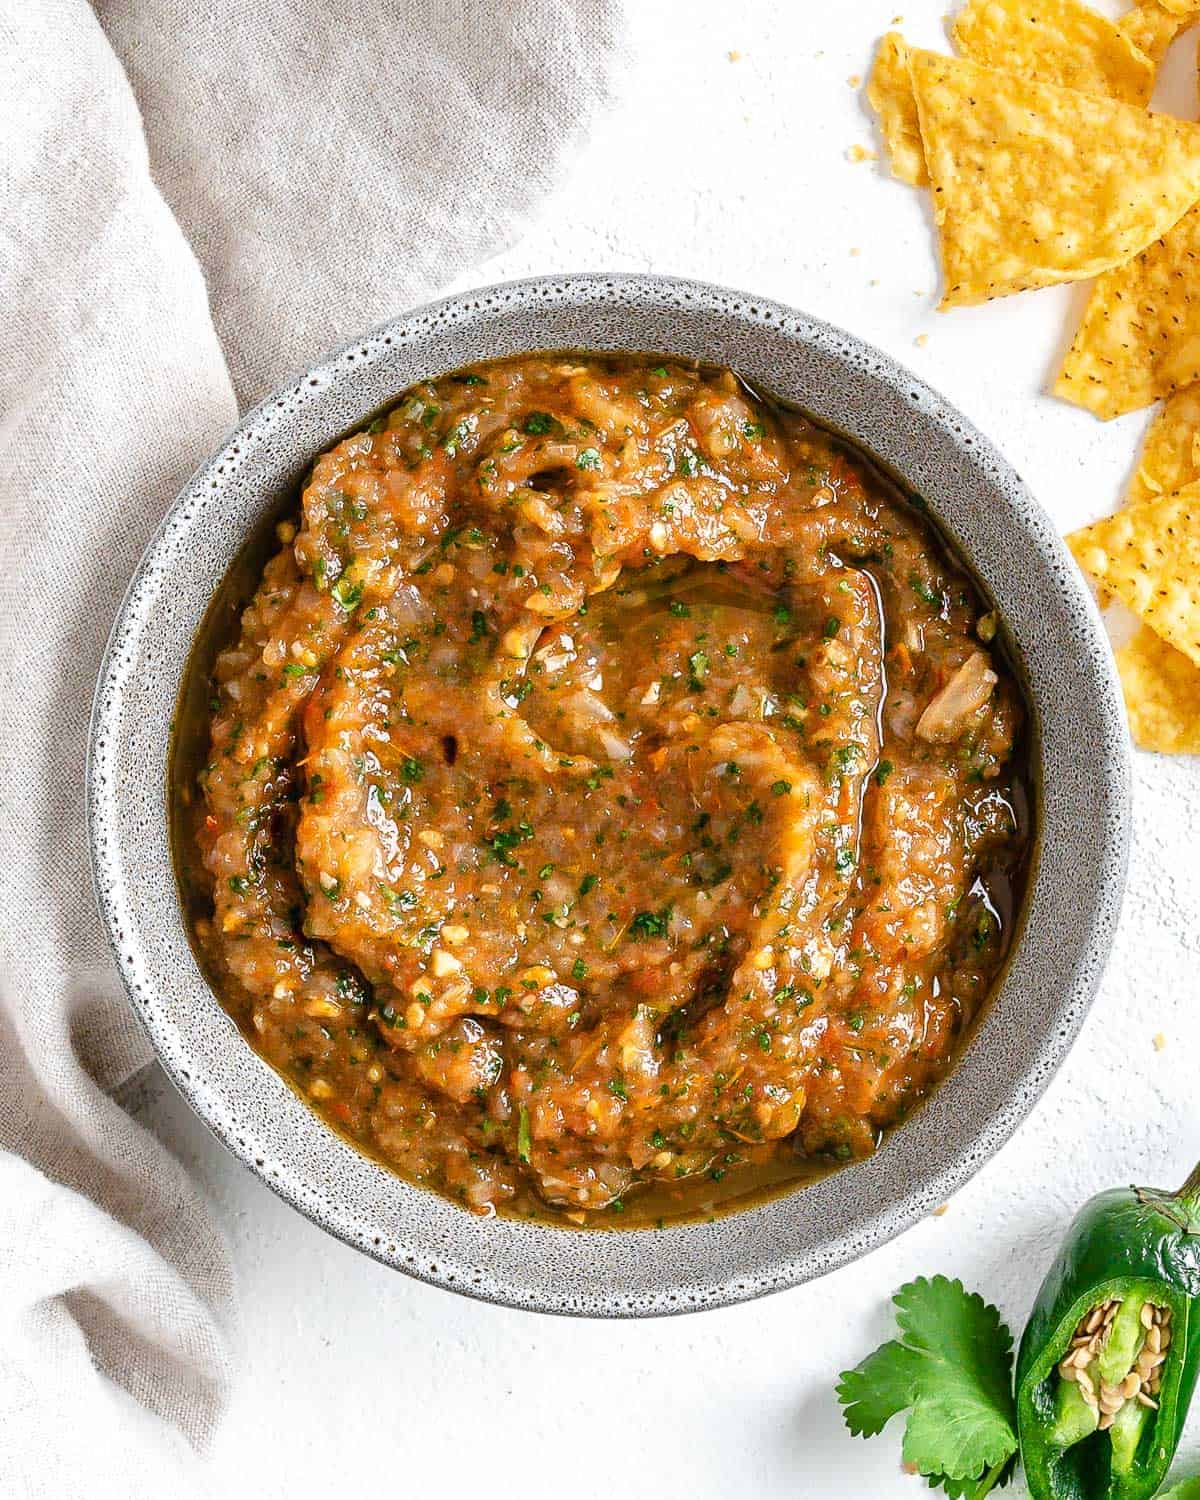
top-left (836, 1276), bottom-right (1018, 1498)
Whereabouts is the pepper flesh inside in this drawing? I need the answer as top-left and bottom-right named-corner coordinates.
top-left (1050, 1294), bottom-right (1171, 1477)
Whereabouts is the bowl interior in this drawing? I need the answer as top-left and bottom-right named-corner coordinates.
top-left (88, 274), bottom-right (1129, 1316)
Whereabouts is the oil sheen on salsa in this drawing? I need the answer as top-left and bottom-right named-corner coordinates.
top-left (177, 354), bottom-right (1031, 1227)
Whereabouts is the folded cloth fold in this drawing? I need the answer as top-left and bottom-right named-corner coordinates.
top-left (0, 0), bottom-right (624, 1491)
top-left (96, 0), bottom-right (627, 407)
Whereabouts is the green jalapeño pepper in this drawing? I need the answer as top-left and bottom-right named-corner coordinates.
top-left (1017, 1159), bottom-right (1200, 1500)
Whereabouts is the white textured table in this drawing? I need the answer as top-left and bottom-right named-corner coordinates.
top-left (137, 4), bottom-right (1200, 1493)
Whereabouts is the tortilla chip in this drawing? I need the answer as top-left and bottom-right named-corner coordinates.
top-left (868, 33), bottom-right (928, 186)
top-left (1055, 204), bottom-right (1200, 419)
top-left (1118, 0), bottom-right (1196, 63)
top-left (1117, 624), bottom-right (1200, 752)
top-left (1127, 387), bottom-right (1200, 505)
top-left (952, 0), bottom-right (1155, 106)
top-left (1068, 482), bottom-right (1200, 666)
top-left (909, 50), bottom-right (1200, 308)
top-left (870, 9), bottom-right (1157, 187)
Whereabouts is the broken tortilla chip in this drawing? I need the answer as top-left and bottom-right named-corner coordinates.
top-left (953, 0), bottom-right (1156, 107)
top-left (1118, 0), bottom-right (1196, 63)
top-left (1116, 624), bottom-right (1200, 753)
top-left (1127, 387), bottom-right (1200, 505)
top-left (908, 50), bottom-right (1200, 308)
top-left (867, 33), bottom-right (928, 186)
top-left (1055, 204), bottom-right (1200, 419)
top-left (1068, 481), bottom-right (1200, 667)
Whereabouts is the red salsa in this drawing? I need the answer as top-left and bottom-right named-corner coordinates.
top-left (176, 354), bottom-right (1030, 1226)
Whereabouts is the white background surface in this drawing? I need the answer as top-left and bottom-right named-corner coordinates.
top-left (134, 4), bottom-right (1200, 1494)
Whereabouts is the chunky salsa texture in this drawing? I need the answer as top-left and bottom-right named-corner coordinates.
top-left (180, 354), bottom-right (1030, 1225)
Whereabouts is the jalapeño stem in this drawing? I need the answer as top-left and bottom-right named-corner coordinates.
top-left (1136, 1157), bottom-right (1200, 1229)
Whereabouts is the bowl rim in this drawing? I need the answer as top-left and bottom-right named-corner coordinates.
top-left (87, 271), bottom-right (1130, 1317)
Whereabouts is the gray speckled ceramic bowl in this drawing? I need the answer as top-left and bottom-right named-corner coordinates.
top-left (87, 274), bottom-right (1130, 1316)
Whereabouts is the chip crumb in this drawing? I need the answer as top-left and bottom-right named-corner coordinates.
top-left (847, 144), bottom-right (877, 163)
top-left (892, 13), bottom-right (904, 21)
top-left (727, 48), bottom-right (741, 62)
top-left (870, 278), bottom-right (880, 286)
top-left (849, 246), bottom-right (861, 256)
top-left (932, 1202), bottom-right (949, 1216)
top-left (1154, 1032), bottom-right (1167, 1052)
top-left (848, 73), bottom-right (862, 87)
top-left (915, 334), bottom-right (929, 347)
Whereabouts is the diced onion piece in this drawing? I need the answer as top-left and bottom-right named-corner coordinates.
top-left (567, 690), bottom-right (615, 723)
top-left (597, 728), bottom-right (633, 762)
top-left (729, 683), bottom-right (754, 716)
top-left (915, 651), bottom-right (997, 742)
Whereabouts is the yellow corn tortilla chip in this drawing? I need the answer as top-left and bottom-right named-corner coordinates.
top-left (868, 33), bottom-right (928, 186)
top-left (1117, 624), bottom-right (1200, 753)
top-left (869, 10), bottom-right (1155, 190)
top-left (1055, 204), bottom-right (1200, 419)
top-left (909, 50), bottom-right (1200, 308)
top-left (1126, 386), bottom-right (1200, 505)
top-left (953, 0), bottom-right (1155, 106)
top-left (1118, 1), bottom-right (1195, 64)
top-left (1068, 482), bottom-right (1200, 666)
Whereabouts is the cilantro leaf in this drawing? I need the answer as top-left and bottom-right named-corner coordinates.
top-left (837, 1340), bottom-right (923, 1438)
top-left (927, 1474), bottom-right (993, 1499)
top-left (906, 1404), bottom-right (1014, 1492)
top-left (894, 1277), bottom-right (1017, 1480)
top-left (836, 1276), bottom-right (1018, 1497)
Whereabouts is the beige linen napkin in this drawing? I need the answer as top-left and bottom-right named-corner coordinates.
top-left (0, 1), bottom-right (625, 1493)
